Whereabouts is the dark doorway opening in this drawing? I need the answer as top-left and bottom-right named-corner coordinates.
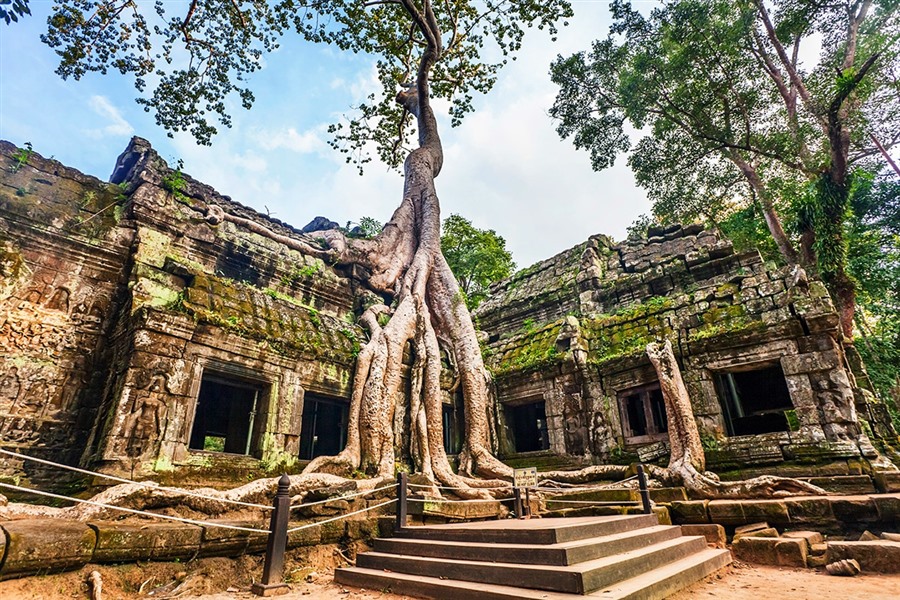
top-left (442, 403), bottom-right (464, 455)
top-left (507, 401), bottom-right (550, 453)
top-left (618, 383), bottom-right (668, 445)
top-left (299, 395), bottom-right (349, 460)
top-left (189, 373), bottom-right (263, 455)
top-left (715, 364), bottom-right (794, 436)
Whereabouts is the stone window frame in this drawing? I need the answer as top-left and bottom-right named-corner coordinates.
top-left (184, 358), bottom-right (274, 460)
top-left (617, 382), bottom-right (668, 446)
top-left (710, 360), bottom-right (796, 438)
top-left (502, 395), bottom-right (551, 454)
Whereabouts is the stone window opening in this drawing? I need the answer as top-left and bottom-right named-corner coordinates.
top-left (506, 401), bottom-right (550, 453)
top-left (442, 394), bottom-right (464, 455)
top-left (618, 383), bottom-right (668, 445)
top-left (188, 372), bottom-right (265, 456)
top-left (299, 394), bottom-right (349, 460)
top-left (714, 363), bottom-right (794, 436)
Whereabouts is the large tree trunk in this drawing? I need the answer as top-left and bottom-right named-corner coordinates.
top-left (646, 340), bottom-right (825, 499)
top-left (300, 0), bottom-right (509, 498)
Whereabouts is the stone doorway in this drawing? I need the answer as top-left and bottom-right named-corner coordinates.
top-left (188, 374), bottom-right (263, 455)
top-left (299, 395), bottom-right (349, 460)
top-left (715, 364), bottom-right (794, 436)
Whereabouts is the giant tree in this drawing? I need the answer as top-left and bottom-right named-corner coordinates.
top-left (550, 0), bottom-right (900, 338)
top-left (28, 0), bottom-right (573, 497)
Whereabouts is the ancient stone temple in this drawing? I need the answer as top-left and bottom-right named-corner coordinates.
top-left (0, 138), bottom-right (896, 492)
top-left (476, 227), bottom-right (897, 479)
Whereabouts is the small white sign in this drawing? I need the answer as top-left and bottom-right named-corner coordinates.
top-left (513, 467), bottom-right (538, 488)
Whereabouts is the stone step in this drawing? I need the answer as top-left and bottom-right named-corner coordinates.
top-left (374, 524), bottom-right (682, 566)
top-left (588, 547), bottom-right (733, 599)
top-left (356, 535), bottom-right (709, 594)
top-left (393, 514), bottom-right (659, 545)
top-left (335, 547), bottom-right (732, 599)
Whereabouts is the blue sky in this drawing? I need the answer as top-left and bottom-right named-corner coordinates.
top-left (0, 1), bottom-right (651, 268)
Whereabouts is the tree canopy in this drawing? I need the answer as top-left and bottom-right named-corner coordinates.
top-left (550, 0), bottom-right (900, 337)
top-left (31, 0), bottom-right (571, 165)
top-left (441, 213), bottom-right (515, 308)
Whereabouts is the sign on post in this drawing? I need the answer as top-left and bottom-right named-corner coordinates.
top-left (513, 467), bottom-right (537, 489)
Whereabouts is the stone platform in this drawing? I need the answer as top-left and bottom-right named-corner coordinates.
top-left (335, 514), bottom-right (731, 599)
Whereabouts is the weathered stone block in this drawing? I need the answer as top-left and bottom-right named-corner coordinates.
top-left (782, 351), bottom-right (840, 375)
top-left (287, 523), bottom-right (322, 548)
top-left (807, 553), bottom-right (828, 568)
top-left (785, 497), bottom-right (836, 526)
top-left (344, 517), bottom-right (379, 542)
top-left (197, 520), bottom-right (264, 557)
top-left (734, 522), bottom-right (770, 535)
top-left (871, 494), bottom-right (900, 522)
top-left (775, 538), bottom-right (808, 567)
top-left (708, 500), bottom-right (745, 525)
top-left (680, 524), bottom-right (726, 548)
top-left (783, 530), bottom-right (825, 550)
top-left (648, 487), bottom-right (688, 503)
top-left (0, 519), bottom-right (96, 578)
top-left (829, 496), bottom-right (879, 526)
top-left (734, 527), bottom-right (779, 543)
top-left (733, 537), bottom-right (779, 565)
top-left (90, 521), bottom-right (202, 562)
top-left (669, 500), bottom-right (709, 524)
top-left (320, 519), bottom-right (346, 544)
top-left (827, 541), bottom-right (900, 573)
top-left (740, 500), bottom-right (790, 526)
top-left (874, 471), bottom-right (900, 493)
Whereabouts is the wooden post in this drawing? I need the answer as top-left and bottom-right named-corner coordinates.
top-left (252, 474), bottom-right (291, 597)
top-left (513, 487), bottom-right (524, 519)
top-left (395, 471), bottom-right (408, 530)
top-left (524, 486), bottom-right (532, 519)
top-left (637, 464), bottom-right (652, 515)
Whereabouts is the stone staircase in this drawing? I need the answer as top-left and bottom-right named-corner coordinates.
top-left (336, 514), bottom-right (732, 599)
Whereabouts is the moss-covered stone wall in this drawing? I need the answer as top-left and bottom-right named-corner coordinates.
top-left (479, 223), bottom-right (891, 475)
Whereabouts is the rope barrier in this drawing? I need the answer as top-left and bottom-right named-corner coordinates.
top-left (530, 475), bottom-right (639, 494)
top-left (406, 482), bottom-right (512, 491)
top-left (406, 496), bottom-right (515, 503)
top-left (0, 447), bottom-right (273, 511)
top-left (544, 499), bottom-right (640, 505)
top-left (0, 481), bottom-right (270, 533)
top-left (286, 498), bottom-right (397, 533)
top-left (290, 483), bottom-right (397, 509)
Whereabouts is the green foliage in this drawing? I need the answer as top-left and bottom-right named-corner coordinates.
top-left (345, 216), bottom-right (383, 239)
top-left (10, 142), bottom-right (32, 172)
top-left (626, 214), bottom-right (654, 240)
top-left (848, 172), bottom-right (900, 401)
top-left (549, 0), bottom-right (899, 308)
top-left (38, 0), bottom-right (573, 158)
top-left (441, 213), bottom-right (515, 309)
top-left (162, 160), bottom-right (188, 203)
top-left (1, 0), bottom-right (31, 25)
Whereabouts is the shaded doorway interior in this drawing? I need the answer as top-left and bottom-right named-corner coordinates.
top-left (506, 401), bottom-right (550, 453)
top-left (299, 395), bottom-right (349, 460)
top-left (715, 364), bottom-right (794, 436)
top-left (189, 373), bottom-right (263, 455)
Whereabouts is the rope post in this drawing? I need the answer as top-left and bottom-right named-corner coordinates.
top-left (252, 474), bottom-right (291, 597)
top-left (637, 464), bottom-right (652, 515)
top-left (395, 471), bottom-right (408, 530)
top-left (513, 486), bottom-right (524, 519)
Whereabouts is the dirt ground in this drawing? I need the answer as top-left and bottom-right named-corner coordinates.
top-left (1, 551), bottom-right (898, 599)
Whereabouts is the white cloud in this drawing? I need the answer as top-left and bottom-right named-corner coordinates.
top-left (86, 95), bottom-right (134, 138)
top-left (257, 126), bottom-right (326, 154)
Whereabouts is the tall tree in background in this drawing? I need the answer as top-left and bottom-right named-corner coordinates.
top-left (550, 0), bottom-right (900, 338)
top-left (33, 0), bottom-right (573, 494)
top-left (441, 214), bottom-right (515, 309)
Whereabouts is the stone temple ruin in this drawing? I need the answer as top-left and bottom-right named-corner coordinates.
top-left (0, 138), bottom-right (897, 494)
